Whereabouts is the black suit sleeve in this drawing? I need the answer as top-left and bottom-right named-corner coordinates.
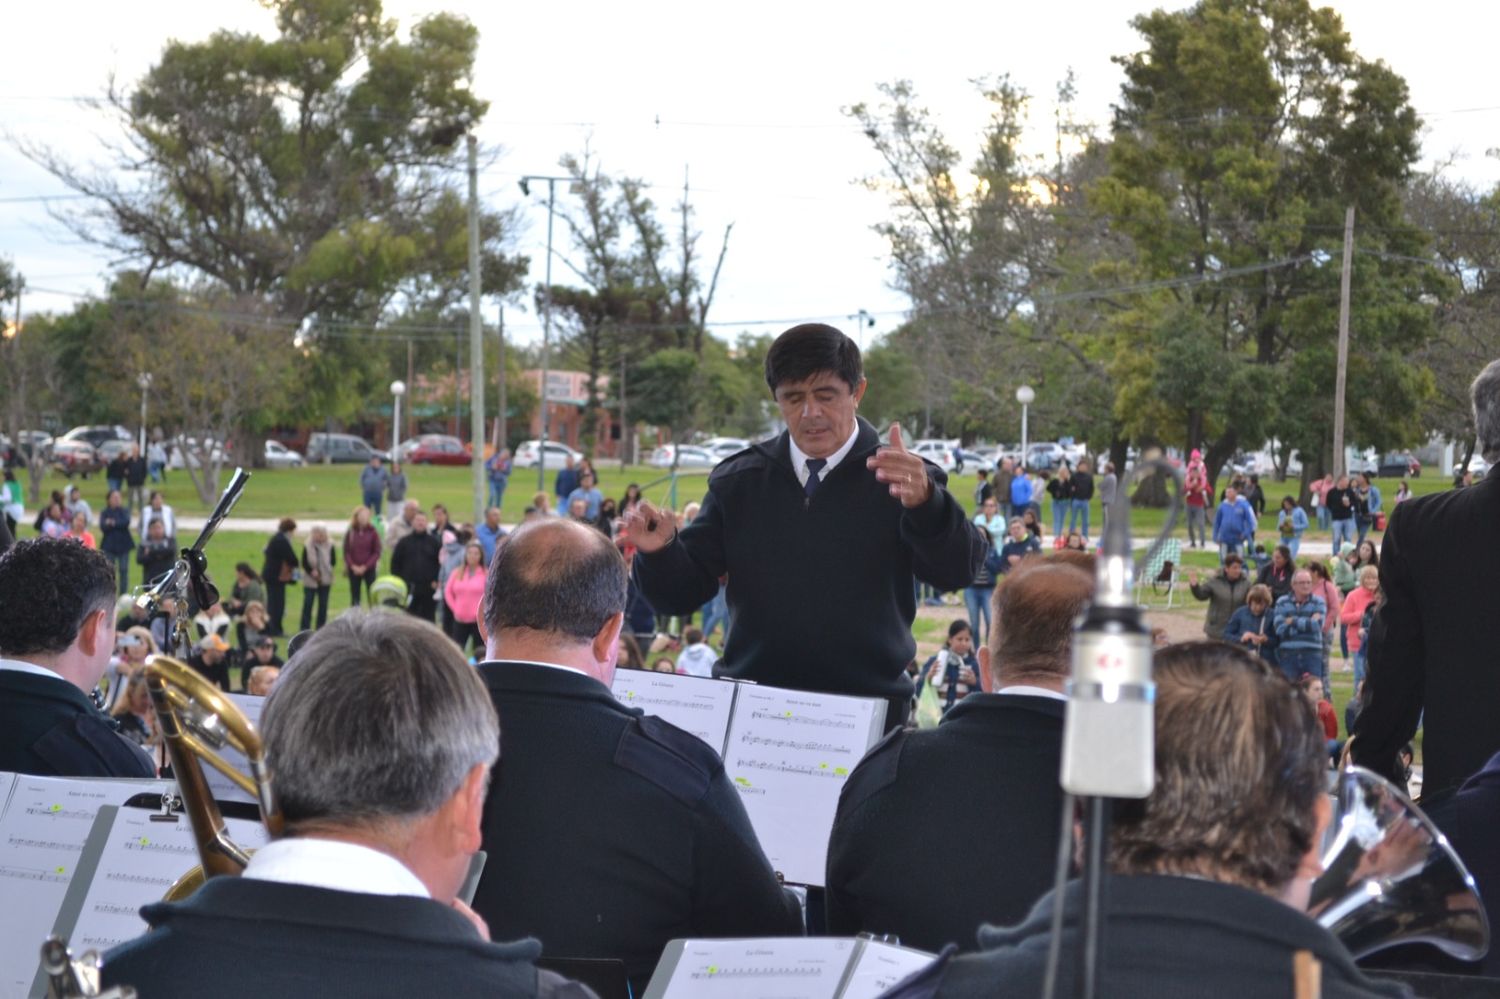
top-left (0, 513), bottom-right (12, 552)
top-left (903, 467), bottom-right (987, 592)
top-left (690, 772), bottom-right (805, 938)
top-left (1351, 508), bottom-right (1425, 784)
top-left (634, 488), bottom-right (727, 615)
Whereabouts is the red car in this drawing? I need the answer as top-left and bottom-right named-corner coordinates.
top-left (402, 435), bottom-right (471, 466)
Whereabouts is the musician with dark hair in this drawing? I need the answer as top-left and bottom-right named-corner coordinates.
top-left (826, 557), bottom-right (1088, 952)
top-left (0, 537), bottom-right (154, 777)
top-left (103, 611), bottom-right (594, 998)
top-left (623, 322), bottom-right (984, 725)
top-left (472, 518), bottom-right (801, 994)
top-left (912, 642), bottom-right (1406, 998)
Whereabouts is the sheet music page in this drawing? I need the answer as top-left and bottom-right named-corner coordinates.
top-left (838, 940), bottom-right (937, 999)
top-left (721, 686), bottom-right (883, 886)
top-left (0, 775), bottom-right (172, 997)
top-left (611, 670), bottom-right (737, 754)
top-left (658, 937), bottom-right (855, 999)
top-left (67, 807), bottom-right (269, 954)
top-left (201, 693), bottom-right (264, 805)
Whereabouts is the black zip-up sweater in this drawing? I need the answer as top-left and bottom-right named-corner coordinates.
top-left (634, 419), bottom-right (985, 701)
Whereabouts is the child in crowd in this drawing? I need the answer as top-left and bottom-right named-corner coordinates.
top-left (675, 627), bottom-right (715, 678)
top-left (922, 620), bottom-right (981, 713)
top-left (1298, 673), bottom-right (1341, 765)
top-left (1224, 583), bottom-right (1278, 669)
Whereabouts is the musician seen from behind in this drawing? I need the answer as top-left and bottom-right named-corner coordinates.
top-left (826, 555), bottom-right (1089, 952)
top-left (623, 323), bottom-right (985, 727)
top-left (901, 642), bottom-right (1408, 998)
top-left (471, 518), bottom-right (802, 994)
top-left (0, 537), bottom-right (154, 778)
top-left (102, 612), bottom-right (596, 999)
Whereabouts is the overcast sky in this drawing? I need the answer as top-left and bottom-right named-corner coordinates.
top-left (3, 1), bottom-right (1498, 348)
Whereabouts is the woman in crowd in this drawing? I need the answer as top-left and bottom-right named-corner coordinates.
top-left (999, 516), bottom-right (1042, 573)
top-left (1393, 479), bottom-right (1412, 505)
top-left (1224, 583), bottom-right (1278, 670)
top-left (429, 503), bottom-right (452, 539)
top-left (37, 499), bottom-right (70, 538)
top-left (964, 527), bottom-right (1003, 644)
top-left (443, 540), bottom-right (488, 657)
top-left (103, 627), bottom-right (158, 712)
top-left (343, 505), bottom-right (382, 607)
top-left (619, 483), bottom-right (643, 519)
top-left (1305, 560), bottom-right (1343, 681)
top-left (237, 600), bottom-right (270, 683)
top-left (193, 601), bottom-right (231, 642)
top-left (260, 517), bottom-right (299, 636)
top-left (1276, 496), bottom-right (1308, 559)
top-left (226, 563), bottom-right (266, 618)
top-left (1299, 674), bottom-right (1342, 764)
top-left (531, 491), bottom-right (555, 517)
top-left (435, 527), bottom-right (468, 638)
top-left (1256, 544), bottom-right (1295, 603)
top-left (595, 497), bottom-right (619, 538)
top-left (1045, 467), bottom-right (1073, 539)
top-left (140, 490), bottom-right (176, 540)
top-left (1340, 564), bottom-right (1381, 690)
top-left (63, 510), bottom-right (96, 548)
top-left (136, 519), bottom-right (176, 585)
top-left (110, 672), bottom-right (160, 753)
top-left (299, 523), bottom-right (337, 632)
top-left (99, 490), bottom-right (134, 594)
top-left (1021, 507), bottom-right (1044, 543)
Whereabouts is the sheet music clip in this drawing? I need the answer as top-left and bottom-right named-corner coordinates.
top-left (146, 789), bottom-right (183, 823)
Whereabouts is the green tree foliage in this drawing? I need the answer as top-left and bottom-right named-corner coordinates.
top-left (1092, 0), bottom-right (1436, 487)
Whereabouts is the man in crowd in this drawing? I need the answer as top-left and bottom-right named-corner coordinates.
top-left (391, 511), bottom-right (441, 622)
top-left (472, 519), bottom-right (801, 993)
top-left (246, 664), bottom-right (280, 697)
top-left (909, 642), bottom-right (1404, 998)
top-left (0, 538), bottom-right (155, 777)
top-left (1069, 459), bottom-right (1094, 540)
top-left (567, 469), bottom-right (604, 521)
top-left (993, 456), bottom-right (1015, 519)
top-left (124, 444), bottom-right (149, 514)
top-left (1008, 462), bottom-right (1034, 519)
top-left (826, 556), bottom-right (1090, 951)
top-left (1355, 359), bottom-right (1500, 798)
top-left (1212, 483), bottom-right (1255, 562)
top-left (187, 633), bottom-right (232, 692)
top-left (554, 453), bottom-right (580, 502)
top-left (103, 612), bottom-right (592, 998)
top-left (487, 447), bottom-right (512, 511)
top-left (1325, 472), bottom-right (1358, 553)
top-left (477, 505), bottom-right (507, 565)
top-left (623, 323), bottom-right (983, 722)
top-left (1186, 554), bottom-right (1252, 641)
top-left (359, 454), bottom-right (389, 516)
top-left (385, 498), bottom-right (420, 548)
top-left (1274, 568), bottom-right (1328, 688)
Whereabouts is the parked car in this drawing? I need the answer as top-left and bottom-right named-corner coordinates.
top-left (52, 439), bottom-right (101, 477)
top-left (264, 440), bottom-right (305, 468)
top-left (648, 444), bottom-right (718, 469)
top-left (512, 439), bottom-right (584, 470)
top-left (954, 449), bottom-right (996, 473)
top-left (59, 425), bottom-right (132, 450)
top-left (168, 437), bottom-right (230, 470)
top-left (306, 433), bottom-right (388, 464)
top-left (1377, 452), bottom-right (1420, 478)
top-left (4, 430), bottom-right (54, 462)
top-left (403, 435), bottom-right (470, 466)
top-left (911, 439), bottom-right (958, 471)
top-left (97, 439), bottom-right (134, 466)
top-left (700, 436), bottom-right (751, 461)
top-left (1024, 442), bottom-right (1066, 472)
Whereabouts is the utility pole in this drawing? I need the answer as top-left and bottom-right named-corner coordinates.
top-left (538, 180), bottom-right (556, 492)
top-left (1331, 205), bottom-right (1355, 479)
top-left (405, 339), bottom-right (414, 442)
top-left (619, 335), bottom-right (629, 466)
top-left (466, 133), bottom-right (486, 525)
top-left (496, 304), bottom-right (507, 456)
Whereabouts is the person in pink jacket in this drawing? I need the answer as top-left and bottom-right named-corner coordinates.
top-left (1340, 564), bottom-right (1380, 690)
top-left (1305, 560), bottom-right (1342, 681)
top-left (443, 540), bottom-right (488, 657)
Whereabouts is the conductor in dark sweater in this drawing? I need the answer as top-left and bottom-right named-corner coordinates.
top-left (624, 323), bottom-right (985, 721)
top-left (826, 555), bottom-right (1090, 952)
top-left (0, 537), bottom-right (155, 778)
top-left (472, 519), bottom-right (802, 994)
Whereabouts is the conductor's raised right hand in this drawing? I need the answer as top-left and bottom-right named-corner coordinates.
top-left (621, 500), bottom-right (678, 554)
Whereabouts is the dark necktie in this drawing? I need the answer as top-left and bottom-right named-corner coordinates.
top-left (804, 458), bottom-right (827, 499)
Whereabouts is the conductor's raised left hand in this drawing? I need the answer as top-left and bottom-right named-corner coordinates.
top-left (867, 423), bottom-right (933, 509)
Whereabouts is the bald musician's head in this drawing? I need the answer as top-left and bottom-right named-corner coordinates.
top-left (480, 518), bottom-right (628, 684)
top-left (978, 554), bottom-right (1095, 693)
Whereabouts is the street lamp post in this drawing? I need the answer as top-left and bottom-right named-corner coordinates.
top-left (390, 380), bottom-right (406, 458)
top-left (1016, 385), bottom-right (1035, 467)
top-left (519, 174), bottom-right (572, 492)
top-left (137, 373), bottom-right (153, 454)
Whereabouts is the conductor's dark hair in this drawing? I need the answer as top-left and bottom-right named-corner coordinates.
top-left (482, 519), bottom-right (627, 642)
top-left (765, 323), bottom-right (863, 394)
top-left (1109, 641), bottom-right (1325, 895)
top-left (0, 538), bottom-right (118, 657)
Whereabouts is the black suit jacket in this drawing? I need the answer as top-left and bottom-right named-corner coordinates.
top-left (102, 876), bottom-right (593, 998)
top-left (1352, 475), bottom-right (1500, 796)
top-left (825, 693), bottom-right (1065, 952)
top-left (472, 661), bottom-right (803, 994)
top-left (920, 875), bottom-right (1409, 999)
top-left (1423, 749), bottom-right (1500, 978)
top-left (0, 670), bottom-right (154, 777)
top-left (633, 418), bottom-right (985, 701)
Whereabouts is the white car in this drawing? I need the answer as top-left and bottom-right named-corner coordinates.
top-left (167, 438), bottom-right (228, 469)
top-left (648, 444), bottom-right (718, 469)
top-left (264, 440), bottom-right (304, 468)
top-left (911, 439), bottom-right (958, 471)
top-left (700, 436), bottom-right (751, 461)
top-left (512, 439), bottom-right (584, 470)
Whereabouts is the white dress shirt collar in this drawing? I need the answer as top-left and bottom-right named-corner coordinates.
top-left (997, 684), bottom-right (1067, 701)
top-left (487, 657), bottom-right (590, 678)
top-left (243, 837), bottom-right (430, 898)
top-left (788, 422), bottom-right (861, 487)
top-left (0, 657), bottom-right (67, 683)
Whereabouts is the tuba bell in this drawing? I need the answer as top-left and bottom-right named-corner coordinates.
top-left (1310, 766), bottom-right (1489, 962)
top-left (145, 653), bottom-right (282, 899)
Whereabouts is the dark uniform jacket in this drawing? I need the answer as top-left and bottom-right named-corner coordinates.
top-left (101, 876), bottom-right (595, 998)
top-left (895, 875), bottom-right (1409, 998)
top-left (1424, 749), bottom-right (1500, 978)
top-left (633, 418), bottom-right (985, 702)
top-left (825, 693), bottom-right (1065, 952)
top-left (472, 661), bottom-right (802, 994)
top-left (1354, 475), bottom-right (1500, 797)
top-left (0, 669), bottom-right (154, 777)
